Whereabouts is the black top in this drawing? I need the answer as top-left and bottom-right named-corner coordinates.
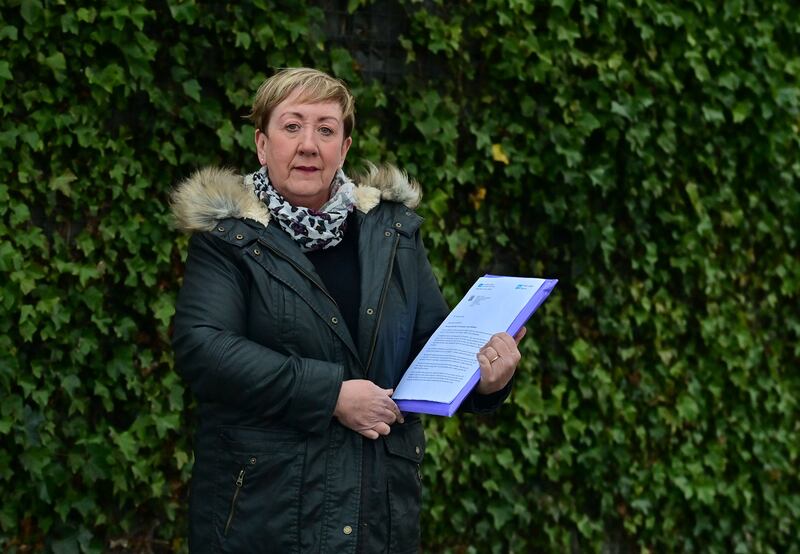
top-left (305, 211), bottom-right (361, 342)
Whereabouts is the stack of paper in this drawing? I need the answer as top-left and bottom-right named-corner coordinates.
top-left (393, 275), bottom-right (558, 416)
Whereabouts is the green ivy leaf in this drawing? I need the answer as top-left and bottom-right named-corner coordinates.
top-left (43, 51), bottom-right (66, 72)
top-left (20, 0), bottom-right (44, 25)
top-left (0, 61), bottom-right (12, 82)
top-left (50, 171), bottom-right (77, 197)
top-left (0, 25), bottom-right (18, 41)
top-left (182, 78), bottom-right (201, 102)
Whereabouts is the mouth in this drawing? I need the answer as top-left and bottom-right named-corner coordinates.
top-left (293, 166), bottom-right (320, 173)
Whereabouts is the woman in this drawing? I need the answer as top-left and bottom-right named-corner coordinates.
top-left (171, 68), bottom-right (525, 553)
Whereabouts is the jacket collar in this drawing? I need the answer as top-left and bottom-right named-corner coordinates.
top-left (170, 163), bottom-right (421, 233)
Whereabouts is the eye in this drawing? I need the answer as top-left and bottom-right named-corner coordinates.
top-left (319, 126), bottom-right (335, 137)
top-left (285, 123), bottom-right (300, 132)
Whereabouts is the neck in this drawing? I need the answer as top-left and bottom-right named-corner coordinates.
top-left (285, 192), bottom-right (329, 212)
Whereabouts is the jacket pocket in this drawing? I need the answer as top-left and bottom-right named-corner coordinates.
top-left (383, 419), bottom-right (425, 554)
top-left (214, 425), bottom-right (305, 554)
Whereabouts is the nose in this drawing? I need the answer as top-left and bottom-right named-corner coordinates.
top-left (298, 127), bottom-right (318, 156)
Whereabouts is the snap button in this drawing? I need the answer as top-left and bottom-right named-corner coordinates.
top-left (384, 231), bottom-right (392, 237)
top-left (343, 525), bottom-right (353, 535)
top-left (249, 456), bottom-right (257, 465)
top-left (217, 226), bottom-right (225, 232)
top-left (235, 233), bottom-right (244, 240)
top-left (394, 222), bottom-right (402, 228)
top-left (253, 248), bottom-right (261, 256)
top-left (366, 308), bottom-right (374, 315)
top-left (415, 445), bottom-right (421, 455)
top-left (331, 317), bottom-right (338, 324)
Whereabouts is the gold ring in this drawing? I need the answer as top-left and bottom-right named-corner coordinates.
top-left (489, 354), bottom-right (501, 363)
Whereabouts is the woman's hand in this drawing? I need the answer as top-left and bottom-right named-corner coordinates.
top-left (475, 327), bottom-right (527, 395)
top-left (334, 380), bottom-right (404, 439)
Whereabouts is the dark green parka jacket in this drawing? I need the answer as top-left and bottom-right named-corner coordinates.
top-left (171, 166), bottom-right (508, 553)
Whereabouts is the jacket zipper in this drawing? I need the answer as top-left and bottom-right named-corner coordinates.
top-left (258, 240), bottom-right (340, 309)
top-left (364, 234), bottom-right (399, 376)
top-left (224, 468), bottom-right (246, 536)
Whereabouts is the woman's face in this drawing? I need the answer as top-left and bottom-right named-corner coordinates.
top-left (255, 88), bottom-right (352, 211)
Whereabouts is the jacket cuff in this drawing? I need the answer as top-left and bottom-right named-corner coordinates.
top-left (286, 358), bottom-right (344, 434)
top-left (461, 378), bottom-right (514, 414)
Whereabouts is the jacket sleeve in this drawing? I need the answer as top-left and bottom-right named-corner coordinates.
top-left (407, 233), bottom-right (512, 414)
top-left (172, 232), bottom-right (343, 434)
top-left (406, 233), bottom-right (450, 363)
top-left (460, 379), bottom-right (513, 414)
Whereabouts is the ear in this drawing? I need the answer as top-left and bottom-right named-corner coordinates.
top-left (339, 136), bottom-right (353, 167)
top-left (255, 129), bottom-right (269, 166)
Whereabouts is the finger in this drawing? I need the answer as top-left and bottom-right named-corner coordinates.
top-left (491, 333), bottom-right (521, 363)
top-left (485, 334), bottom-right (521, 375)
top-left (475, 352), bottom-right (497, 394)
top-left (378, 406), bottom-right (399, 424)
top-left (480, 344), bottom-right (499, 360)
top-left (491, 332), bottom-right (516, 356)
top-left (481, 336), bottom-right (506, 359)
top-left (476, 351), bottom-right (493, 376)
top-left (377, 401), bottom-right (398, 421)
top-left (373, 422), bottom-right (391, 436)
top-left (360, 428), bottom-right (379, 439)
top-left (387, 399), bottom-right (404, 424)
top-left (502, 331), bottom-right (524, 363)
top-left (382, 388), bottom-right (394, 396)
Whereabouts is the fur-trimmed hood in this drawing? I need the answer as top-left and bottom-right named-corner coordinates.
top-left (171, 164), bottom-right (421, 233)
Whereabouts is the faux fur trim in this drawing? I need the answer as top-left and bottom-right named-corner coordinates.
top-left (170, 167), bottom-right (271, 232)
top-left (170, 163), bottom-right (420, 233)
top-left (354, 162), bottom-right (421, 210)
top-left (353, 185), bottom-right (382, 213)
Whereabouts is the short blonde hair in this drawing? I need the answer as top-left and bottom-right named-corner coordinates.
top-left (248, 68), bottom-right (355, 138)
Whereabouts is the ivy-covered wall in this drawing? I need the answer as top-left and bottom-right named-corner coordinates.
top-left (2, 1), bottom-right (798, 552)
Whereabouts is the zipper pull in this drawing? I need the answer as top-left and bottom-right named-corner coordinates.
top-left (225, 468), bottom-right (247, 536)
